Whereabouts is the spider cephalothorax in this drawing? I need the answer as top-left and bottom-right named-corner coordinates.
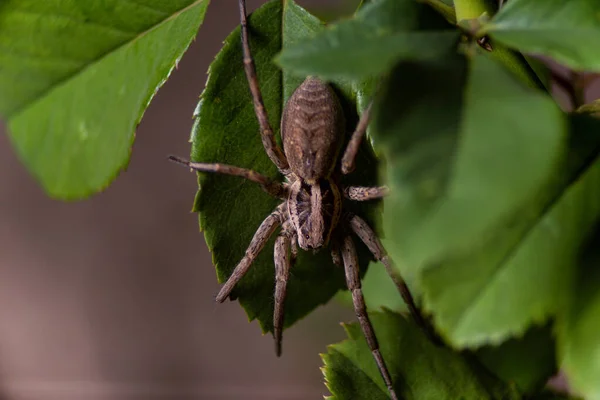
top-left (169, 2), bottom-right (424, 399)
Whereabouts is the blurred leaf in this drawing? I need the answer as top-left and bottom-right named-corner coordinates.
top-left (474, 324), bottom-right (557, 394)
top-left (277, 0), bottom-right (457, 81)
top-left (576, 99), bottom-right (600, 116)
top-left (420, 0), bottom-right (456, 24)
top-left (530, 392), bottom-right (583, 400)
top-left (322, 310), bottom-right (520, 400)
top-left (524, 56), bottom-right (552, 90)
top-left (374, 53), bottom-right (573, 347)
top-left (306, 0), bottom-right (360, 23)
top-left (485, 0), bottom-right (600, 71)
top-left (558, 225), bottom-right (600, 399)
top-left (191, 0), bottom-right (381, 335)
top-left (453, 0), bottom-right (495, 21)
top-left (0, 0), bottom-right (209, 199)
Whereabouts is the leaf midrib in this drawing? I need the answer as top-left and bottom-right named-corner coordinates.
top-left (9, 0), bottom-right (206, 119)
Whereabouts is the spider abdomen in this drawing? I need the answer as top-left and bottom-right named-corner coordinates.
top-left (281, 77), bottom-right (345, 182)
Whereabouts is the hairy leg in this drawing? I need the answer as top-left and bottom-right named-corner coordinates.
top-left (168, 156), bottom-right (285, 199)
top-left (344, 185), bottom-right (389, 201)
top-left (273, 232), bottom-right (291, 357)
top-left (238, 0), bottom-right (289, 172)
top-left (341, 235), bottom-right (398, 400)
top-left (340, 101), bottom-right (372, 175)
top-left (216, 209), bottom-right (282, 303)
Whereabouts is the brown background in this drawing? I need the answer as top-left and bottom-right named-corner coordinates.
top-left (0, 1), bottom-right (356, 399)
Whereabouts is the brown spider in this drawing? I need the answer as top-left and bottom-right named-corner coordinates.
top-left (170, 1), bottom-right (425, 398)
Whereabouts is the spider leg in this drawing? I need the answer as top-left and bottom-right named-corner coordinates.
top-left (238, 0), bottom-right (289, 172)
top-left (168, 156), bottom-right (285, 199)
top-left (341, 235), bottom-right (398, 400)
top-left (344, 185), bottom-right (389, 201)
top-left (347, 213), bottom-right (436, 341)
top-left (215, 208), bottom-right (282, 303)
top-left (340, 100), bottom-right (373, 175)
top-left (273, 231), bottom-right (292, 357)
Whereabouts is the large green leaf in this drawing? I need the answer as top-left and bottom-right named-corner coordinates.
top-left (1, 0), bottom-right (209, 199)
top-left (322, 310), bottom-right (520, 400)
top-left (484, 0), bottom-right (600, 71)
top-left (558, 226), bottom-right (600, 399)
top-left (374, 52), bottom-right (573, 347)
top-left (276, 0), bottom-right (458, 81)
top-left (191, 0), bottom-right (381, 335)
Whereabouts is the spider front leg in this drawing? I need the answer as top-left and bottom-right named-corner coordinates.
top-left (238, 0), bottom-right (289, 172)
top-left (215, 207), bottom-right (282, 303)
top-left (273, 231), bottom-right (292, 357)
top-left (168, 156), bottom-right (286, 199)
top-left (341, 235), bottom-right (399, 400)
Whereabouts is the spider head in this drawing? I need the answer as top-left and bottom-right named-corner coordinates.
top-left (289, 179), bottom-right (342, 251)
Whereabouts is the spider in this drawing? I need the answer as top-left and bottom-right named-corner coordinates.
top-left (170, 1), bottom-right (425, 398)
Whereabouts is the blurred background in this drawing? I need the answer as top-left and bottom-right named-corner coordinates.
top-left (0, 1), bottom-right (360, 399)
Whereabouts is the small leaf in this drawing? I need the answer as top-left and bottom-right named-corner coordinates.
top-left (1, 0), bottom-right (210, 199)
top-left (558, 226), bottom-right (600, 399)
top-left (374, 53), bottom-right (575, 347)
top-left (485, 0), bottom-right (600, 71)
top-left (322, 310), bottom-right (520, 400)
top-left (277, 0), bottom-right (458, 81)
top-left (191, 0), bottom-right (382, 334)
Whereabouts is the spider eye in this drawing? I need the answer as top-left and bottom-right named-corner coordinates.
top-left (304, 234), bottom-right (310, 240)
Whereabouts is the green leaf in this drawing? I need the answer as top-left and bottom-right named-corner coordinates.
top-left (322, 310), bottom-right (520, 400)
top-left (485, 0), bottom-right (600, 71)
top-left (1, 0), bottom-right (209, 199)
top-left (276, 0), bottom-right (458, 81)
top-left (474, 324), bottom-right (557, 394)
top-left (420, 0), bottom-right (456, 25)
top-left (558, 226), bottom-right (600, 399)
top-left (191, 0), bottom-right (381, 334)
top-left (530, 392), bottom-right (584, 400)
top-left (374, 53), bottom-right (573, 347)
